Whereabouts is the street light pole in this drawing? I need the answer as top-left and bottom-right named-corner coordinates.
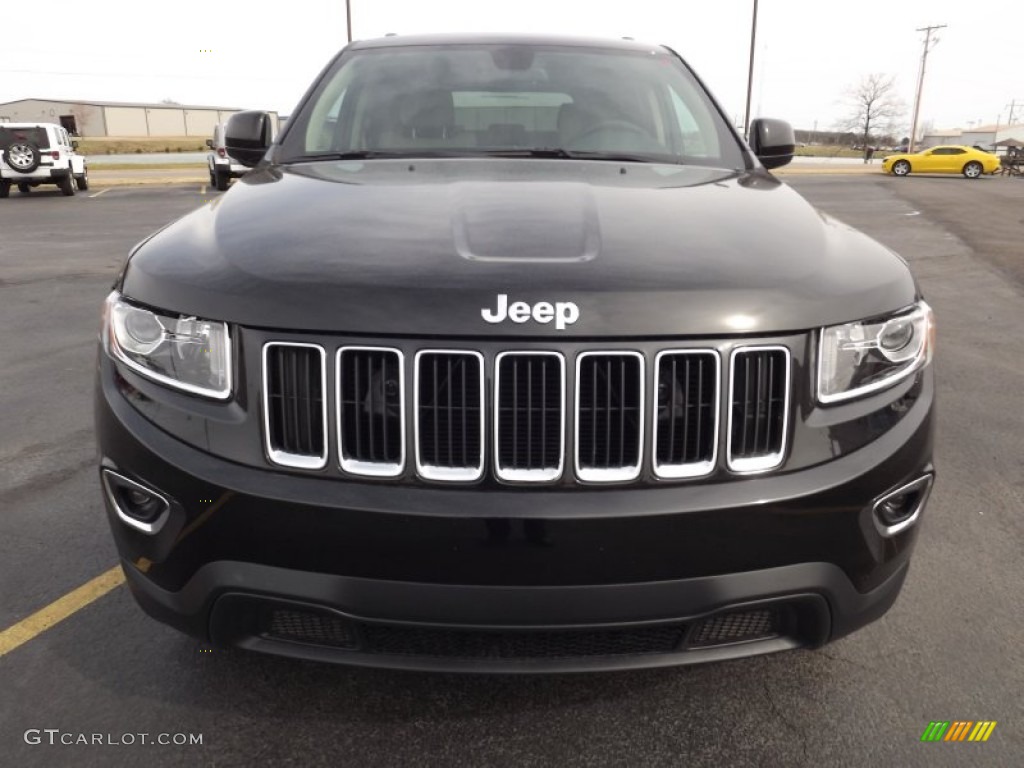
top-left (743, 0), bottom-right (759, 140)
top-left (908, 24), bottom-right (945, 153)
top-left (346, 0), bottom-right (352, 42)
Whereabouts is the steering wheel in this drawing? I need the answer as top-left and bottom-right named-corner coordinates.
top-left (567, 119), bottom-right (656, 150)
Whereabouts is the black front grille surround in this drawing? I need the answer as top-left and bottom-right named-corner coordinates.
top-left (262, 342), bottom-right (328, 469)
top-left (259, 340), bottom-right (795, 483)
top-left (575, 351), bottom-right (645, 482)
top-left (336, 346), bottom-right (405, 477)
top-left (494, 351), bottom-right (566, 482)
top-left (653, 349), bottom-right (720, 479)
top-left (727, 346), bottom-right (791, 473)
top-left (414, 350), bottom-right (486, 481)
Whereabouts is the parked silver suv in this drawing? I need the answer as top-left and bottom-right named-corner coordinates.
top-left (0, 122), bottom-right (89, 197)
top-left (206, 123), bottom-right (248, 191)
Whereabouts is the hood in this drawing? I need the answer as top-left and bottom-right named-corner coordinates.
top-left (121, 159), bottom-right (917, 337)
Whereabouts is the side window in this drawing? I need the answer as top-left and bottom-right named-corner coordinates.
top-left (948, 148), bottom-right (965, 155)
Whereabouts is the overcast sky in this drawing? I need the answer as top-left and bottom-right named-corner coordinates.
top-left (1, 0), bottom-right (1019, 132)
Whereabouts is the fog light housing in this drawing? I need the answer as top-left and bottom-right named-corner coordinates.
top-left (101, 469), bottom-right (172, 534)
top-left (872, 474), bottom-right (933, 537)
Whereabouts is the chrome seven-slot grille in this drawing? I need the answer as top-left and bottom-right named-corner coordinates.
top-left (262, 343), bottom-right (791, 483)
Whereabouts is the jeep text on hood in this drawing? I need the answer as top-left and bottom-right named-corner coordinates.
top-left (96, 35), bottom-right (935, 673)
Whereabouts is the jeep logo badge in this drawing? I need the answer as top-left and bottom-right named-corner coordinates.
top-left (481, 294), bottom-right (580, 330)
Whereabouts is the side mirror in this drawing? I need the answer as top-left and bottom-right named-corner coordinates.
top-left (225, 110), bottom-right (273, 167)
top-left (205, 138), bottom-right (214, 149)
top-left (749, 118), bottom-right (795, 170)
top-left (71, 141), bottom-right (79, 150)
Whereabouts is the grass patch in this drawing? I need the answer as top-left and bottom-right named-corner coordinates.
top-left (89, 163), bottom-right (206, 171)
top-left (75, 137), bottom-right (207, 154)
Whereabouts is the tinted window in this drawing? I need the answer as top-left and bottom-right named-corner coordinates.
top-left (282, 44), bottom-right (743, 168)
top-left (0, 126), bottom-right (50, 149)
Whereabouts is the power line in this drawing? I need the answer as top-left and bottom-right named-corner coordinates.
top-left (908, 24), bottom-right (946, 152)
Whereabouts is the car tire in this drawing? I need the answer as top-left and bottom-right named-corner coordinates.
top-left (214, 167), bottom-right (230, 192)
top-left (892, 160), bottom-right (911, 177)
top-left (962, 161), bottom-right (983, 179)
top-left (76, 165), bottom-right (89, 191)
top-left (0, 180), bottom-right (10, 198)
top-left (17, 182), bottom-right (31, 194)
top-left (209, 166), bottom-right (216, 186)
top-left (59, 170), bottom-right (76, 196)
top-left (4, 141), bottom-right (41, 174)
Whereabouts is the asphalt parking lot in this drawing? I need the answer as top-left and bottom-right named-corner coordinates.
top-left (1, 174), bottom-right (1022, 767)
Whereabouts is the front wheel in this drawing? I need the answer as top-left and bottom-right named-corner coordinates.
top-left (892, 160), bottom-right (911, 177)
top-left (76, 165), bottom-right (89, 191)
top-left (962, 161), bottom-right (983, 179)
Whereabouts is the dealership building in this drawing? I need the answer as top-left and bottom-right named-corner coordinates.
top-left (0, 99), bottom-right (276, 137)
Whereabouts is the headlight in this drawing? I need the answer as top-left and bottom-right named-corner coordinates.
top-left (103, 292), bottom-right (232, 399)
top-left (817, 301), bottom-right (934, 403)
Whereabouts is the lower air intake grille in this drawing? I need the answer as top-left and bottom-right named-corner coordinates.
top-left (361, 623), bottom-right (686, 659)
top-left (263, 343), bottom-right (327, 469)
top-left (728, 347), bottom-right (790, 472)
top-left (690, 609), bottom-right (780, 646)
top-left (267, 609), bottom-right (359, 649)
top-left (495, 352), bottom-right (564, 482)
top-left (416, 351), bottom-right (484, 481)
top-left (338, 347), bottom-right (404, 476)
top-left (576, 352), bottom-right (644, 481)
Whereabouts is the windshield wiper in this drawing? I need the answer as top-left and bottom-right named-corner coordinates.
top-left (282, 150), bottom-right (414, 163)
top-left (475, 148), bottom-right (575, 159)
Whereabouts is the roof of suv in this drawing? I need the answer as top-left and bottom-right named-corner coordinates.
top-left (2, 122), bottom-right (61, 130)
top-left (348, 33), bottom-right (665, 53)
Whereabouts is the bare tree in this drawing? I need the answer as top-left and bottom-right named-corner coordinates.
top-left (839, 74), bottom-right (906, 158)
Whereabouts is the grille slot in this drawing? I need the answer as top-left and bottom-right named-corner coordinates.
top-left (494, 352), bottom-right (565, 482)
top-left (654, 351), bottom-right (720, 478)
top-left (262, 343), bottom-right (327, 469)
top-left (728, 347), bottom-right (790, 472)
top-left (415, 351), bottom-right (485, 481)
top-left (337, 347), bottom-right (405, 476)
top-left (575, 352), bottom-right (644, 482)
top-left (689, 608), bottom-right (780, 646)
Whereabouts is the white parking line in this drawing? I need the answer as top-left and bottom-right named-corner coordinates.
top-left (88, 188), bottom-right (111, 198)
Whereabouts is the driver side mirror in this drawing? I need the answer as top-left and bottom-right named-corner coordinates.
top-left (71, 141), bottom-right (79, 150)
top-left (225, 110), bottom-right (273, 168)
top-left (749, 118), bottom-right (795, 170)
top-left (205, 138), bottom-right (214, 149)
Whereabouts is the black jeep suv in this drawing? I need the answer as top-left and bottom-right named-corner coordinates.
top-left (95, 35), bottom-right (935, 672)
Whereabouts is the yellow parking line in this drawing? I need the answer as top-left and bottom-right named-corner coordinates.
top-left (0, 566), bottom-right (125, 658)
top-left (88, 187), bottom-right (111, 198)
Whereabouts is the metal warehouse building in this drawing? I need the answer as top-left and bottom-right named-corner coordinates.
top-left (0, 99), bottom-right (276, 137)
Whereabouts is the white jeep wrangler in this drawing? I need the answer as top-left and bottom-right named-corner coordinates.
top-left (0, 122), bottom-right (89, 198)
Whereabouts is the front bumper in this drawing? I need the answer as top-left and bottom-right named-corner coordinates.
top-left (96, 351), bottom-right (934, 672)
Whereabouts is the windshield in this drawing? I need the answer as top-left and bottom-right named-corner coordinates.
top-left (279, 43), bottom-right (744, 168)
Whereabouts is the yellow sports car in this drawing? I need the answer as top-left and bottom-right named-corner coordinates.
top-left (882, 145), bottom-right (1001, 178)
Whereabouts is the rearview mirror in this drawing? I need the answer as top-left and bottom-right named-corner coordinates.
top-left (749, 118), bottom-right (795, 170)
top-left (225, 111), bottom-right (273, 168)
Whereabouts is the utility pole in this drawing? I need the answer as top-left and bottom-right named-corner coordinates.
top-left (743, 0), bottom-right (759, 140)
top-left (1007, 100), bottom-right (1021, 126)
top-left (346, 0), bottom-right (352, 42)
top-left (908, 24), bottom-right (946, 153)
